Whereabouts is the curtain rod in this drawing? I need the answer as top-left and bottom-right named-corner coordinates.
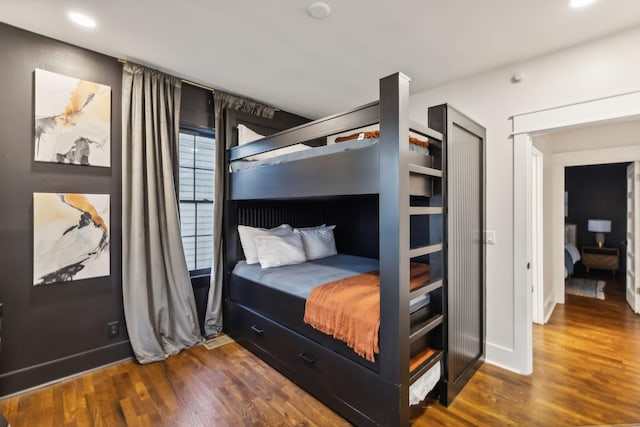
top-left (117, 58), bottom-right (216, 92)
top-left (117, 58), bottom-right (280, 111)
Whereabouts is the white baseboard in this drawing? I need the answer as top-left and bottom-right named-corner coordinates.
top-left (485, 342), bottom-right (528, 374)
top-left (543, 294), bottom-right (557, 324)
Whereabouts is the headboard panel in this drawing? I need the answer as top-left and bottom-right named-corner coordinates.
top-left (227, 197), bottom-right (381, 264)
top-left (565, 224), bottom-right (577, 246)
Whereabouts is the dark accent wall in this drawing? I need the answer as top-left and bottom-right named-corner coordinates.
top-left (0, 22), bottom-right (314, 392)
top-left (565, 163), bottom-right (629, 277)
top-left (0, 23), bottom-right (131, 395)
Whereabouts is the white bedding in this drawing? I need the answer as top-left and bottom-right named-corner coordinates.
top-left (409, 361), bottom-right (441, 405)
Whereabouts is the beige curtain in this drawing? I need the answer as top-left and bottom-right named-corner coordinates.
top-left (122, 63), bottom-right (202, 363)
top-left (203, 92), bottom-right (275, 337)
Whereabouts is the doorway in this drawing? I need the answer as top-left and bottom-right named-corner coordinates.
top-left (531, 128), bottom-right (639, 324)
top-left (512, 90), bottom-right (640, 374)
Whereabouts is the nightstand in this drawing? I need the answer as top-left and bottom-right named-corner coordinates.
top-left (581, 246), bottom-right (619, 275)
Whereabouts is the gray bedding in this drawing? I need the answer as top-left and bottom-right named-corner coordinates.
top-left (233, 254), bottom-right (431, 311)
top-left (565, 249), bottom-right (574, 276)
top-left (232, 254), bottom-right (379, 299)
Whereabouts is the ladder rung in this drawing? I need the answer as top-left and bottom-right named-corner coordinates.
top-left (409, 244), bottom-right (443, 258)
top-left (409, 163), bottom-right (443, 177)
top-left (409, 314), bottom-right (443, 343)
top-left (409, 120), bottom-right (444, 141)
top-left (410, 347), bottom-right (437, 373)
top-left (410, 279), bottom-right (443, 300)
top-left (409, 207), bottom-right (443, 216)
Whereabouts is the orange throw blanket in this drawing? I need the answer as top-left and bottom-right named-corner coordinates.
top-left (303, 262), bottom-right (429, 362)
top-left (334, 130), bottom-right (430, 148)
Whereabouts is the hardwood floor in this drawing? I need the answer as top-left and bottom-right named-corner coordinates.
top-left (418, 272), bottom-right (640, 426)
top-left (1, 274), bottom-right (639, 426)
top-left (0, 342), bottom-right (350, 427)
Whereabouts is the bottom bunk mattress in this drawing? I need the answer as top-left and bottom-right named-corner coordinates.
top-left (230, 254), bottom-right (432, 369)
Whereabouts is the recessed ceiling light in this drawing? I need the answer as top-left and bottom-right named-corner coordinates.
top-left (569, 0), bottom-right (595, 8)
top-left (68, 12), bottom-right (96, 28)
top-left (308, 2), bottom-right (331, 19)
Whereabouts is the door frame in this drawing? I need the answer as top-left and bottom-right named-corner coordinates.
top-left (627, 161), bottom-right (640, 314)
top-left (531, 146), bottom-right (544, 325)
top-left (512, 90), bottom-right (640, 375)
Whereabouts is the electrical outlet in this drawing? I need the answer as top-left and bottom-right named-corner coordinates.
top-left (107, 321), bottom-right (120, 338)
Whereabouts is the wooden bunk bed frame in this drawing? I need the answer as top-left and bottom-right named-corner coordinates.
top-left (222, 73), bottom-right (486, 426)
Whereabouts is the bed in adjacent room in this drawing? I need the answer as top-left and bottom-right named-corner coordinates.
top-left (565, 224), bottom-right (580, 278)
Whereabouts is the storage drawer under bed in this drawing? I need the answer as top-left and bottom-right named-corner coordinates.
top-left (225, 301), bottom-right (400, 427)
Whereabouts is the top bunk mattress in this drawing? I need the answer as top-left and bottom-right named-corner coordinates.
top-left (230, 136), bottom-right (431, 173)
top-left (231, 138), bottom-right (375, 172)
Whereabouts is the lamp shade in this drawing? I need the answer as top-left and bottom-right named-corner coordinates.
top-left (587, 219), bottom-right (611, 233)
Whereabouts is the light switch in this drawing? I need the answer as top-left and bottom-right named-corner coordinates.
top-left (484, 230), bottom-right (496, 245)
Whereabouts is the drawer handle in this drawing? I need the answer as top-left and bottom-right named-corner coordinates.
top-left (250, 325), bottom-right (264, 335)
top-left (298, 352), bottom-right (317, 365)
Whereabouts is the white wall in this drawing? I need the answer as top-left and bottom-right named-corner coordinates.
top-left (543, 119), bottom-right (640, 152)
top-left (409, 26), bottom-right (640, 373)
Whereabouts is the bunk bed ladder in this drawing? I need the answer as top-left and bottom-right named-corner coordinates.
top-left (407, 168), bottom-right (445, 389)
top-left (407, 119), bottom-right (446, 406)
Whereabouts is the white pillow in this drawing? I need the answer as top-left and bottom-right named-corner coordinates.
top-left (254, 233), bottom-right (307, 269)
top-left (238, 224), bottom-right (293, 264)
top-left (294, 225), bottom-right (337, 260)
top-left (238, 124), bottom-right (265, 145)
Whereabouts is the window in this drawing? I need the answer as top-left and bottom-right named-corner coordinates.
top-left (178, 126), bottom-right (215, 274)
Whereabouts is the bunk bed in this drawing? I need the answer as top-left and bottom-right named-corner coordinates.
top-left (222, 73), bottom-right (486, 426)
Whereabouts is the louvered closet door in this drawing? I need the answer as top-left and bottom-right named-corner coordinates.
top-left (447, 120), bottom-right (483, 385)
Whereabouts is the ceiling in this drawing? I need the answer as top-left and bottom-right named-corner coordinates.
top-left (2, 0), bottom-right (640, 118)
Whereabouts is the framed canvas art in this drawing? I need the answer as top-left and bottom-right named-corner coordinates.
top-left (33, 192), bottom-right (110, 285)
top-left (34, 69), bottom-right (111, 167)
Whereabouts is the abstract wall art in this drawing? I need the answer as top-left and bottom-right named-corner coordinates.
top-left (34, 69), bottom-right (111, 167)
top-left (33, 192), bottom-right (110, 285)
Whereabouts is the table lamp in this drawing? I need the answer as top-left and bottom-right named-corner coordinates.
top-left (587, 219), bottom-right (611, 248)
